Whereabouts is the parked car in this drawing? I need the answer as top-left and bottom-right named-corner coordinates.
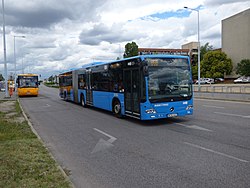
top-left (234, 76), bottom-right (250, 84)
top-left (0, 81), bottom-right (5, 92)
top-left (195, 78), bottom-right (214, 84)
top-left (215, 78), bottom-right (224, 82)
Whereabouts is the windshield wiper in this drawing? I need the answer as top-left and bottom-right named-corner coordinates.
top-left (149, 98), bottom-right (164, 103)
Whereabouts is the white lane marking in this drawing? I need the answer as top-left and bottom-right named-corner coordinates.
top-left (214, 112), bottom-right (250, 118)
top-left (42, 104), bottom-right (51, 107)
top-left (93, 128), bottom-right (117, 143)
top-left (203, 105), bottom-right (225, 109)
top-left (92, 128), bottom-right (117, 154)
top-left (175, 123), bottom-right (213, 132)
top-left (184, 142), bottom-right (249, 163)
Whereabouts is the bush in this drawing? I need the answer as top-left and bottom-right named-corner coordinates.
top-left (236, 59), bottom-right (250, 76)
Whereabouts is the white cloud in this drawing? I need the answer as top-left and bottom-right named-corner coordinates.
top-left (0, 0), bottom-right (249, 79)
top-left (204, 0), bottom-right (249, 6)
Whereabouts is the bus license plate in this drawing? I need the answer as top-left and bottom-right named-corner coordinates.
top-left (168, 114), bottom-right (177, 117)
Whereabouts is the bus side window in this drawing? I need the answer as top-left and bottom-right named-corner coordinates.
top-left (78, 74), bottom-right (86, 89)
top-left (118, 77), bottom-right (124, 92)
top-left (79, 79), bottom-right (85, 89)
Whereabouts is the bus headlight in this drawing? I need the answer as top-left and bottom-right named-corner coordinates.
top-left (186, 105), bottom-right (193, 110)
top-left (145, 109), bottom-right (157, 114)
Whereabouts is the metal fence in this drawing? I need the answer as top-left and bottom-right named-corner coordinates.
top-left (193, 84), bottom-right (250, 94)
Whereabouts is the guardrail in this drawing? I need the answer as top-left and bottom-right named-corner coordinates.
top-left (193, 84), bottom-right (250, 94)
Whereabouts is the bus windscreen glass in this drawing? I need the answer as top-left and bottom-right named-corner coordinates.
top-left (18, 76), bottom-right (38, 88)
top-left (146, 58), bottom-right (192, 102)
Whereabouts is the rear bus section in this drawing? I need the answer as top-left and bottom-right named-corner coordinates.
top-left (59, 71), bottom-right (73, 101)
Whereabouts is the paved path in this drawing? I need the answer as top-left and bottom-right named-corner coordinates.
top-left (0, 90), bottom-right (17, 100)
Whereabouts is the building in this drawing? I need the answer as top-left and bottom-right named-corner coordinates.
top-left (222, 8), bottom-right (250, 77)
top-left (138, 48), bottom-right (190, 56)
top-left (181, 42), bottom-right (198, 55)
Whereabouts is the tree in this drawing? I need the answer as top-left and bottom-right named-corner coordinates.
top-left (201, 51), bottom-right (233, 79)
top-left (0, 74), bottom-right (4, 81)
top-left (200, 42), bottom-right (213, 61)
top-left (123, 42), bottom-right (138, 58)
top-left (191, 42), bottom-right (213, 67)
top-left (236, 59), bottom-right (250, 76)
top-left (48, 75), bottom-right (54, 82)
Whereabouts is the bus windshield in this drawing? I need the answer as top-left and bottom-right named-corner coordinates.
top-left (146, 58), bottom-right (192, 102)
top-left (18, 76), bottom-right (38, 88)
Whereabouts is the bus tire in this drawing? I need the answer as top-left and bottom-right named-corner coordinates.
top-left (113, 99), bottom-right (122, 118)
top-left (81, 94), bottom-right (86, 107)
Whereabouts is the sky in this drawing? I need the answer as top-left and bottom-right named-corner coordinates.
top-left (0, 0), bottom-right (249, 79)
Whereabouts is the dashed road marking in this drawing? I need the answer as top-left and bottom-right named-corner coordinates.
top-left (203, 105), bottom-right (225, 109)
top-left (214, 112), bottom-right (250, 118)
top-left (184, 142), bottom-right (249, 163)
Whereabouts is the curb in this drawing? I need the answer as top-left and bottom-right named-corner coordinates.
top-left (194, 92), bottom-right (250, 102)
top-left (17, 99), bottom-right (75, 188)
top-left (194, 96), bottom-right (250, 103)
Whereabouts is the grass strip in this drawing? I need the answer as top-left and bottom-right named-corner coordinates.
top-left (0, 101), bottom-right (71, 188)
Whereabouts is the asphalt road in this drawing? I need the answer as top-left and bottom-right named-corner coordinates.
top-left (19, 84), bottom-right (250, 188)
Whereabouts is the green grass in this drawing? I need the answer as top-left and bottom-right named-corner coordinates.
top-left (0, 101), bottom-right (71, 188)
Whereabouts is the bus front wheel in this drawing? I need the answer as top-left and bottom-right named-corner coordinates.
top-left (113, 100), bottom-right (122, 118)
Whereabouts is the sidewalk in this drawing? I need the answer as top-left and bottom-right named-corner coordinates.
top-left (193, 82), bottom-right (250, 102)
top-left (194, 92), bottom-right (250, 102)
top-left (0, 91), bottom-right (17, 101)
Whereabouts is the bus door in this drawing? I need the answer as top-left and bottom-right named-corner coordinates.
top-left (72, 70), bottom-right (78, 103)
top-left (124, 68), bottom-right (140, 119)
top-left (86, 70), bottom-right (93, 105)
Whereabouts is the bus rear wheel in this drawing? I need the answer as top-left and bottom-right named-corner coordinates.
top-left (113, 100), bottom-right (122, 118)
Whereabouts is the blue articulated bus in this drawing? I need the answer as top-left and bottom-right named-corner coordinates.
top-left (59, 55), bottom-right (193, 120)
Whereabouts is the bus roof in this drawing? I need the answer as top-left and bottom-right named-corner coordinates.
top-left (120, 54), bottom-right (190, 61)
top-left (83, 54), bottom-right (190, 68)
top-left (82, 61), bottom-right (106, 68)
top-left (60, 54), bottom-right (190, 73)
top-left (17, 73), bottom-right (38, 76)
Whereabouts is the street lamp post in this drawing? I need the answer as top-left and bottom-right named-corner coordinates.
top-left (2, 0), bottom-right (8, 97)
top-left (14, 35), bottom-right (25, 80)
top-left (184, 6), bottom-right (201, 91)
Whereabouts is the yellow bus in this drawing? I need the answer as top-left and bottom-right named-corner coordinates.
top-left (58, 71), bottom-right (73, 101)
top-left (16, 74), bottom-right (39, 97)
